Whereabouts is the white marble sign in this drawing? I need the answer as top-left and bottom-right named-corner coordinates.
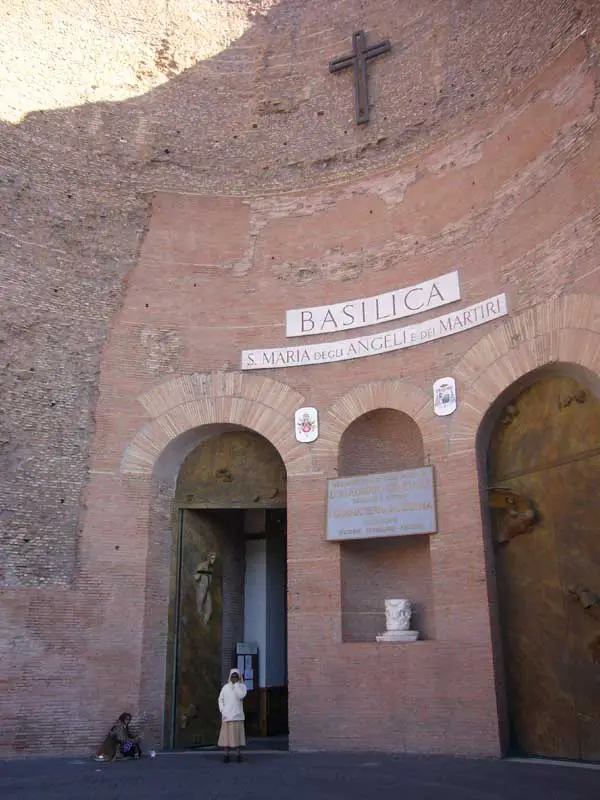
top-left (286, 271), bottom-right (460, 337)
top-left (242, 293), bottom-right (507, 370)
top-left (326, 467), bottom-right (437, 541)
top-left (433, 377), bottom-right (457, 416)
top-left (295, 407), bottom-right (319, 443)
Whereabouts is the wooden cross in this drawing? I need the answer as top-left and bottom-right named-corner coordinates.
top-left (329, 30), bottom-right (391, 125)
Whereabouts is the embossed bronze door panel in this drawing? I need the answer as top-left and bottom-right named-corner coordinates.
top-left (489, 375), bottom-right (600, 760)
top-left (173, 509), bottom-right (223, 748)
top-left (554, 453), bottom-right (600, 762)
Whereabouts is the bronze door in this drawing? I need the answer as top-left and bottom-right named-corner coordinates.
top-left (488, 375), bottom-right (600, 760)
top-left (173, 509), bottom-right (223, 748)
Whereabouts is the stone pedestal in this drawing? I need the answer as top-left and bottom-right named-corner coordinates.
top-left (376, 629), bottom-right (419, 643)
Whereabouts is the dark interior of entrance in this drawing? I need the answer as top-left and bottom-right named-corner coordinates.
top-left (165, 430), bottom-right (288, 749)
top-left (486, 372), bottom-right (600, 762)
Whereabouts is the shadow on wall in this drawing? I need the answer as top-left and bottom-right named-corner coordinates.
top-left (0, 0), bottom-right (295, 590)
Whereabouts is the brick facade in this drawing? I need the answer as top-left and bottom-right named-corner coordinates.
top-left (2, 0), bottom-right (600, 757)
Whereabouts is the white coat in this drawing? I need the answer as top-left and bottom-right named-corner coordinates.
top-left (218, 670), bottom-right (248, 722)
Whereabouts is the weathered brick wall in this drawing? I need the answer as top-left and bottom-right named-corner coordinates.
top-left (1, 0), bottom-right (600, 757)
top-left (2, 0), bottom-right (596, 589)
top-left (339, 409), bottom-right (424, 476)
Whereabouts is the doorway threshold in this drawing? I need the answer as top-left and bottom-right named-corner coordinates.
top-left (163, 736), bottom-right (289, 755)
top-left (506, 757), bottom-right (600, 770)
top-left (246, 736), bottom-right (289, 751)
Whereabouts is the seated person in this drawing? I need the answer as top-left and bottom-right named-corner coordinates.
top-left (96, 712), bottom-right (142, 761)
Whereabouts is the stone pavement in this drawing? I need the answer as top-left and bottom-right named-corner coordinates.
top-left (1, 751), bottom-right (599, 800)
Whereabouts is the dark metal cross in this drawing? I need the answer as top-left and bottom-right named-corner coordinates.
top-left (329, 30), bottom-right (391, 125)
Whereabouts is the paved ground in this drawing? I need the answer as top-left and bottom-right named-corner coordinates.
top-left (1, 751), bottom-right (599, 800)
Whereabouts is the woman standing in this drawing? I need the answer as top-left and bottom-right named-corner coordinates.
top-left (217, 669), bottom-right (247, 763)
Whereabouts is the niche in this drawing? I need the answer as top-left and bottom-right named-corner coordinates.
top-left (338, 408), bottom-right (434, 642)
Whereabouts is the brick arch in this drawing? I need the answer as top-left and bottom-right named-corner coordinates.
top-left (451, 294), bottom-right (600, 443)
top-left (317, 378), bottom-right (434, 462)
top-left (120, 371), bottom-right (312, 476)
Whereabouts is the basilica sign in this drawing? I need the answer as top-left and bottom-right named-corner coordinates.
top-left (242, 293), bottom-right (507, 370)
top-left (327, 467), bottom-right (437, 541)
top-left (286, 271), bottom-right (460, 337)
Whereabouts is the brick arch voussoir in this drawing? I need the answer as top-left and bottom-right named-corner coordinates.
top-left (451, 295), bottom-right (600, 443)
top-left (122, 372), bottom-right (307, 476)
top-left (137, 370), bottom-right (304, 419)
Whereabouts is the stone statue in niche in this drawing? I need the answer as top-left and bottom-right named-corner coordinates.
top-left (194, 552), bottom-right (217, 625)
top-left (376, 599), bottom-right (419, 643)
top-left (386, 598), bottom-right (412, 631)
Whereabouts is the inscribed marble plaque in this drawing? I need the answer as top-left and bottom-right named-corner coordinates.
top-left (327, 467), bottom-right (436, 541)
top-left (286, 271), bottom-right (460, 337)
top-left (242, 293), bottom-right (507, 370)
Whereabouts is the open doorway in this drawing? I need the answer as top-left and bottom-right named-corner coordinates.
top-left (164, 430), bottom-right (288, 750)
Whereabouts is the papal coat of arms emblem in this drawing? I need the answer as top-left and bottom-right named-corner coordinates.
top-left (295, 407), bottom-right (319, 443)
top-left (433, 377), bottom-right (457, 417)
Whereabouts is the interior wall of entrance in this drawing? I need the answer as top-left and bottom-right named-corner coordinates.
top-left (484, 369), bottom-right (600, 761)
top-left (167, 429), bottom-right (288, 748)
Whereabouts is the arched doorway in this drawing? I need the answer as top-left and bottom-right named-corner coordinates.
top-left (165, 428), bottom-right (288, 749)
top-left (485, 371), bottom-right (600, 760)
